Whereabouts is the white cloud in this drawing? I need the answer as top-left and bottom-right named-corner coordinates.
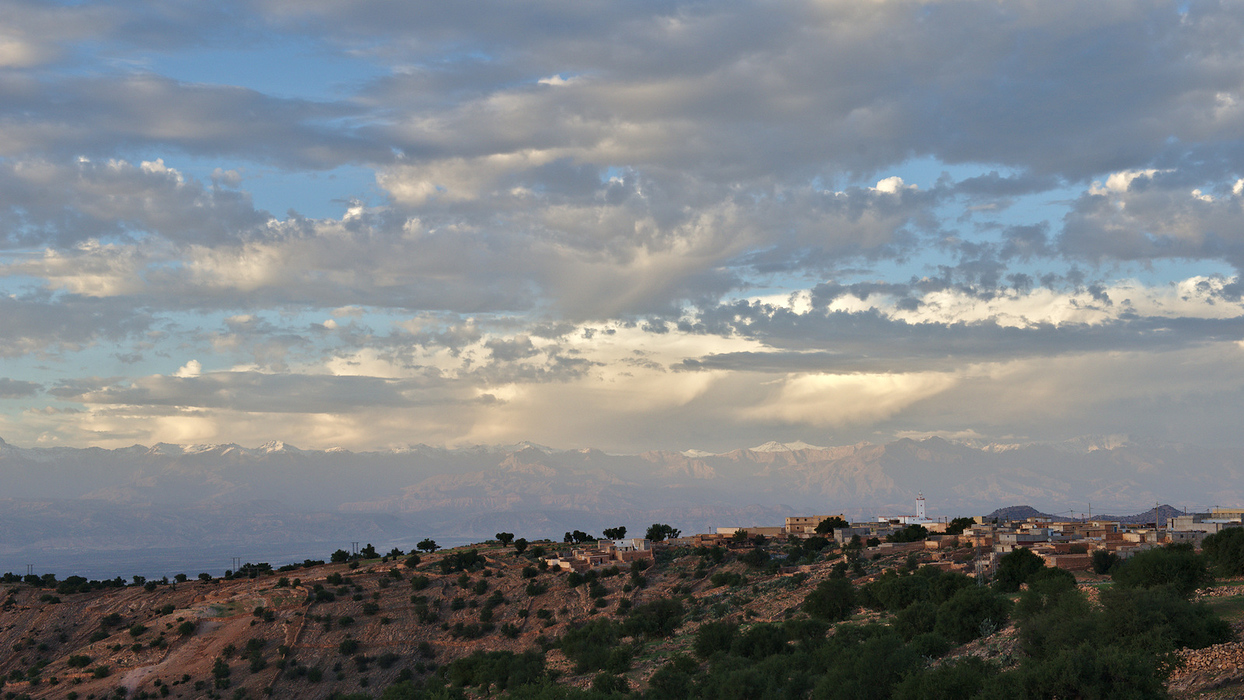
top-left (175, 360), bottom-right (202, 378)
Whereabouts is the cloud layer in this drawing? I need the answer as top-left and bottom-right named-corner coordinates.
top-left (2, 0), bottom-right (1244, 452)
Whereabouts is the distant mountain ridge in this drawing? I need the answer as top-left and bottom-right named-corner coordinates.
top-left (0, 435), bottom-right (1239, 570)
top-left (986, 504), bottom-right (1185, 526)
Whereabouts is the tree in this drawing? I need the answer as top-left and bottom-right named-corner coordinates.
top-left (887, 524), bottom-right (929, 543)
top-left (495, 532), bottom-right (515, 547)
top-left (331, 549), bottom-right (351, 563)
top-left (804, 577), bottom-right (857, 621)
top-left (994, 547), bottom-right (1045, 592)
top-left (731, 529), bottom-right (750, 544)
top-left (816, 516), bottom-right (849, 535)
top-left (416, 538), bottom-right (440, 553)
top-left (360, 543), bottom-right (377, 559)
top-left (945, 517), bottom-right (976, 536)
top-left (1112, 544), bottom-right (1212, 597)
top-left (1091, 550), bottom-right (1119, 575)
top-left (646, 523), bottom-right (681, 542)
top-left (1203, 527), bottom-right (1244, 576)
top-left (934, 586), bottom-right (1012, 644)
top-left (513, 538), bottom-right (529, 555)
top-left (602, 526), bottom-right (627, 540)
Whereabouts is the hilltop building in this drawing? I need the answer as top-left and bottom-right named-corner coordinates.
top-left (785, 515), bottom-right (847, 536)
top-left (878, 493), bottom-right (940, 527)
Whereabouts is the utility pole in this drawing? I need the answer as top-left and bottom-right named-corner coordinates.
top-left (26, 564), bottom-right (32, 577)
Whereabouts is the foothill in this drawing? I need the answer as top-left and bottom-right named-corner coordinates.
top-left (2, 500), bottom-right (1244, 700)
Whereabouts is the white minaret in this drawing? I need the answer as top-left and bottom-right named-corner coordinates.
top-left (915, 492), bottom-right (926, 521)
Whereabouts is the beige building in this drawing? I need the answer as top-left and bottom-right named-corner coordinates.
top-left (784, 515), bottom-right (846, 536)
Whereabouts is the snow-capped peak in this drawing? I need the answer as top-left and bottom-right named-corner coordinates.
top-left (258, 440), bottom-right (298, 453)
top-left (749, 440), bottom-right (826, 452)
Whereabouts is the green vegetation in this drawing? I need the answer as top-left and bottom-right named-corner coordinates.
top-left (1203, 527), bottom-right (1244, 576)
top-left (1, 533), bottom-right (1238, 700)
top-left (1111, 543), bottom-right (1212, 596)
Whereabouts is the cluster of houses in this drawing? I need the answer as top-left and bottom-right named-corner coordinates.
top-left (543, 537), bottom-right (657, 573)
top-left (537, 497), bottom-right (1244, 576)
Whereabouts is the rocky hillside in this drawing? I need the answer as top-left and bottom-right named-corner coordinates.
top-left (1, 540), bottom-right (1242, 699)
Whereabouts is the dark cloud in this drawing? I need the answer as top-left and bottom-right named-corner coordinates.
top-left (679, 303), bottom-right (1244, 368)
top-left (0, 294), bottom-right (151, 357)
top-left (0, 158), bottom-right (272, 248)
top-left (1060, 176), bottom-right (1244, 268)
top-left (0, 378), bottom-right (40, 399)
top-left (0, 74), bottom-right (386, 168)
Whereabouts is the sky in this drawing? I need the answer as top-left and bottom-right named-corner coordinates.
top-left (3, 0), bottom-right (1244, 453)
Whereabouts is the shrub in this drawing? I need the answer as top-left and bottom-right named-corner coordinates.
top-left (622, 598), bottom-right (685, 638)
top-left (934, 586), bottom-right (1012, 644)
top-left (709, 571), bottom-right (745, 588)
top-left (693, 621), bottom-right (738, 658)
top-left (559, 619), bottom-right (631, 673)
top-left (445, 650), bottom-right (545, 690)
top-left (1091, 550), bottom-right (1120, 575)
top-left (804, 577), bottom-right (856, 622)
top-left (1202, 528), bottom-right (1244, 576)
top-left (993, 548), bottom-right (1046, 593)
top-left (1112, 545), bottom-right (1212, 597)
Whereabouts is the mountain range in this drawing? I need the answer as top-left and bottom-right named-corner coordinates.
top-left (0, 435), bottom-right (1239, 576)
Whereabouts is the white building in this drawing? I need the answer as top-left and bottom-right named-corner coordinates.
top-left (878, 493), bottom-right (939, 526)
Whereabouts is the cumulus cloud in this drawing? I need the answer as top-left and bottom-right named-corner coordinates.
top-left (4, 0), bottom-right (1244, 451)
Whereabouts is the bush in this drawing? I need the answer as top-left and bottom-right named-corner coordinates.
top-left (1091, 549), bottom-right (1119, 575)
top-left (622, 598), bottom-right (685, 638)
top-left (444, 650), bottom-right (546, 690)
top-left (559, 619), bottom-right (631, 673)
top-left (1202, 527), bottom-right (1244, 577)
top-left (1112, 545), bottom-right (1212, 597)
top-left (893, 656), bottom-right (997, 700)
top-left (738, 548), bottom-right (770, 568)
top-left (804, 577), bottom-right (856, 622)
top-left (933, 586), bottom-right (1011, 644)
top-left (1098, 584), bottom-right (1231, 653)
top-left (691, 621), bottom-right (736, 661)
top-left (993, 548), bottom-right (1046, 593)
top-left (438, 549), bottom-right (484, 574)
top-left (592, 672), bottom-right (629, 694)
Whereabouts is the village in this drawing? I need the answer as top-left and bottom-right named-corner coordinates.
top-left (541, 494), bottom-right (1244, 580)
